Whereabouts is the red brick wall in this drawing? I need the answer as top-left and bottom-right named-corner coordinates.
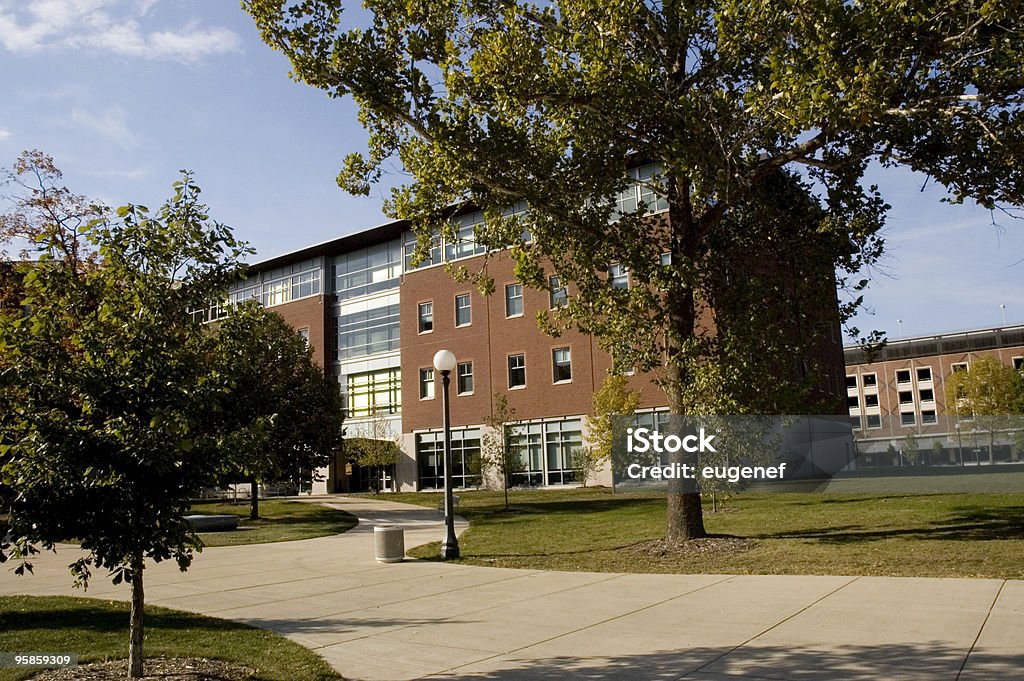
top-left (266, 294), bottom-right (330, 369)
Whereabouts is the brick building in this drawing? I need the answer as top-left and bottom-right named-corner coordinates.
top-left (844, 325), bottom-right (1024, 465)
top-left (202, 169), bottom-right (847, 492)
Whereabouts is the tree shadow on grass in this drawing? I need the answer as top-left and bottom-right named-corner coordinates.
top-left (755, 506), bottom-right (1024, 543)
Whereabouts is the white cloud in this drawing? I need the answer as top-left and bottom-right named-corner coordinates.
top-left (0, 0), bottom-right (241, 63)
top-left (70, 105), bottom-right (136, 148)
top-left (0, 127), bottom-right (11, 140)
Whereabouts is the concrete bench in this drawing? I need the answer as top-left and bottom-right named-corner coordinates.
top-left (184, 514), bottom-right (240, 532)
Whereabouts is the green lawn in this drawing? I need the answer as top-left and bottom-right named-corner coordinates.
top-left (0, 595), bottom-right (341, 681)
top-left (189, 499), bottom-right (357, 547)
top-left (384, 486), bottom-right (1024, 578)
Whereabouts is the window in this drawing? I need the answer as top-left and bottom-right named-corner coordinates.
top-left (1013, 357), bottom-right (1023, 371)
top-left (332, 239), bottom-right (401, 300)
top-left (608, 263), bottom-right (629, 290)
top-left (418, 302), bottom-right (433, 333)
top-left (332, 299), bottom-right (401, 360)
top-left (896, 369), bottom-right (912, 384)
top-left (898, 390), bottom-right (914, 405)
top-left (659, 252), bottom-right (672, 266)
top-left (951, 362), bottom-right (968, 373)
top-left (457, 362), bottom-right (474, 395)
top-left (508, 354), bottom-right (526, 388)
top-left (419, 368), bottom-right (435, 400)
top-left (846, 375), bottom-right (858, 389)
top-left (552, 348), bottom-right (572, 383)
top-left (919, 388), bottom-right (934, 402)
top-left (847, 395), bottom-right (860, 409)
top-left (900, 412), bottom-right (916, 426)
top-left (505, 284), bottom-right (523, 317)
top-left (865, 394), bottom-right (879, 408)
top-left (916, 367), bottom-right (932, 382)
top-left (297, 327), bottom-right (310, 347)
top-left (455, 294), bottom-right (472, 326)
top-left (922, 410), bottom-right (937, 424)
top-left (508, 418), bottom-right (583, 486)
top-left (850, 415), bottom-right (862, 430)
top-left (417, 428), bottom-right (481, 489)
top-left (345, 368), bottom-right (401, 418)
top-left (549, 276), bottom-right (568, 309)
top-left (863, 373), bottom-right (877, 388)
top-left (867, 414), bottom-right (882, 428)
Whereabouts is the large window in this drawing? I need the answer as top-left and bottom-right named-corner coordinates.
top-left (346, 368), bottom-right (401, 418)
top-left (224, 258), bottom-right (322, 310)
top-left (508, 354), bottom-right (526, 388)
top-left (332, 240), bottom-right (401, 300)
top-left (455, 294), bottom-right (472, 326)
top-left (553, 347), bottom-right (572, 383)
top-left (417, 429), bottom-right (481, 489)
top-left (508, 418), bottom-right (583, 486)
top-left (333, 301), bottom-right (400, 360)
top-left (505, 284), bottom-right (523, 317)
top-left (457, 361), bottom-right (474, 395)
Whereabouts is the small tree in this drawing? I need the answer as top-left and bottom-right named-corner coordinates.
top-left (931, 440), bottom-right (945, 465)
top-left (0, 152), bottom-right (249, 678)
top-left (582, 374), bottom-right (640, 489)
top-left (945, 357), bottom-right (1024, 464)
top-left (211, 303), bottom-right (345, 517)
top-left (481, 394), bottom-right (520, 511)
top-left (902, 433), bottom-right (921, 466)
top-left (345, 408), bottom-right (402, 493)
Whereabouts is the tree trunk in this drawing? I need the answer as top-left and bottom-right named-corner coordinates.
top-left (663, 173), bottom-right (707, 542)
top-left (128, 553), bottom-right (145, 678)
top-left (250, 479), bottom-right (259, 520)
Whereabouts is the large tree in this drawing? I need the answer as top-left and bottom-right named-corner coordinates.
top-left (211, 303), bottom-right (345, 517)
top-left (0, 152), bottom-right (249, 678)
top-left (245, 0), bottom-right (1024, 540)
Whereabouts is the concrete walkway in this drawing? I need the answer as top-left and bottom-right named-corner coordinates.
top-left (1, 496), bottom-right (1021, 680)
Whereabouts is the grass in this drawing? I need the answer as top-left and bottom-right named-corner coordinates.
top-left (383, 484), bottom-right (1024, 579)
top-left (0, 595), bottom-right (341, 681)
top-left (189, 499), bottom-right (357, 547)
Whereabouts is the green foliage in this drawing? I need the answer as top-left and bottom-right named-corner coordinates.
top-left (244, 0), bottom-right (1024, 537)
top-left (902, 434), bottom-right (921, 465)
top-left (211, 302), bottom-right (344, 489)
top-left (944, 357), bottom-right (1024, 418)
top-left (582, 373), bottom-right (640, 487)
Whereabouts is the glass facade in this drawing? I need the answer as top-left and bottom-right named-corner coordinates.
top-left (345, 368), bottom-right (401, 418)
top-left (333, 301), bottom-right (401, 360)
top-left (417, 428), bottom-right (482, 489)
top-left (508, 418), bottom-right (583, 486)
top-left (332, 239), bottom-right (402, 300)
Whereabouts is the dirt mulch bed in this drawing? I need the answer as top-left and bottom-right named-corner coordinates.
top-left (30, 658), bottom-right (256, 681)
top-left (626, 535), bottom-right (756, 558)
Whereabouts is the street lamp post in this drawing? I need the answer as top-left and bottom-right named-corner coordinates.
top-left (433, 349), bottom-right (460, 559)
top-left (955, 422), bottom-right (963, 466)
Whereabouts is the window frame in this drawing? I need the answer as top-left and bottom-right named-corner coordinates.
top-left (549, 275), bottom-right (568, 309)
top-left (508, 353), bottom-right (527, 389)
top-left (552, 347), bottom-right (572, 383)
top-left (457, 361), bottom-right (474, 395)
top-left (455, 293), bottom-right (472, 327)
top-left (505, 283), bottom-right (524, 318)
top-left (417, 301), bottom-right (434, 334)
top-left (419, 367), bottom-right (435, 400)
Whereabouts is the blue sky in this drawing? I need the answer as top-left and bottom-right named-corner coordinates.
top-left (1, 0), bottom-right (1022, 343)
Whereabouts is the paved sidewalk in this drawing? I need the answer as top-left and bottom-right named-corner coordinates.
top-left (1, 496), bottom-right (1021, 680)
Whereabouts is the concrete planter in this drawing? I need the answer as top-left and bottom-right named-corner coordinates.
top-left (374, 525), bottom-right (405, 563)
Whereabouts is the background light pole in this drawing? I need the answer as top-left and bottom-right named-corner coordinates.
top-left (433, 349), bottom-right (460, 559)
